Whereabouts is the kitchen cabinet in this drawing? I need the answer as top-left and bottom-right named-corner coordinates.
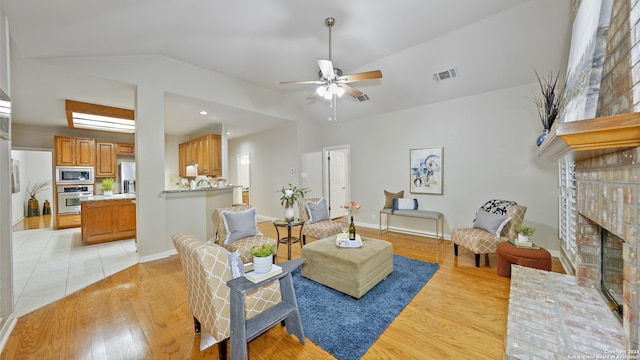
top-left (81, 198), bottom-right (136, 244)
top-left (115, 142), bottom-right (135, 157)
top-left (95, 141), bottom-right (116, 177)
top-left (54, 136), bottom-right (95, 166)
top-left (178, 134), bottom-right (222, 177)
top-left (56, 213), bottom-right (81, 229)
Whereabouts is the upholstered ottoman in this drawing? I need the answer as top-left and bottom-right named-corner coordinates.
top-left (496, 241), bottom-right (552, 278)
top-left (301, 235), bottom-right (393, 298)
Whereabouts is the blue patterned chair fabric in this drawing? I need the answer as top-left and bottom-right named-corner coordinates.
top-left (451, 199), bottom-right (527, 267)
top-left (296, 197), bottom-right (342, 244)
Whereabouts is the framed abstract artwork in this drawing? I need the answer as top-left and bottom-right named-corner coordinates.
top-left (11, 159), bottom-right (19, 193)
top-left (410, 147), bottom-right (443, 194)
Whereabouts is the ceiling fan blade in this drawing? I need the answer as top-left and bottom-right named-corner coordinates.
top-left (339, 84), bottom-right (363, 98)
top-left (306, 90), bottom-right (319, 100)
top-left (337, 70), bottom-right (383, 83)
top-left (318, 59), bottom-right (335, 80)
top-left (280, 80), bottom-right (325, 85)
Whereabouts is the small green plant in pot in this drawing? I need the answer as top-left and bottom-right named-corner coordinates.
top-left (514, 223), bottom-right (536, 243)
top-left (102, 178), bottom-right (115, 196)
top-left (250, 243), bottom-right (276, 274)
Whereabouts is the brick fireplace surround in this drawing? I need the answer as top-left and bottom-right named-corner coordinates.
top-left (507, 0), bottom-right (640, 355)
top-left (575, 148), bottom-right (640, 348)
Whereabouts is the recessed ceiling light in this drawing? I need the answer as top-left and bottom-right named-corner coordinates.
top-left (200, 110), bottom-right (207, 115)
top-left (226, 131), bottom-right (231, 135)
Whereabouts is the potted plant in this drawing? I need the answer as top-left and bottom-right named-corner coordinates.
top-left (102, 178), bottom-right (115, 196)
top-left (514, 223), bottom-right (536, 243)
top-left (249, 243), bottom-right (276, 274)
top-left (278, 184), bottom-right (309, 221)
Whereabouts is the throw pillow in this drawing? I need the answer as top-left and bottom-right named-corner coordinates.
top-left (221, 208), bottom-right (259, 244)
top-left (392, 198), bottom-right (418, 211)
top-left (306, 198), bottom-right (330, 224)
top-left (472, 207), bottom-right (511, 237)
top-left (383, 190), bottom-right (404, 208)
top-left (222, 247), bottom-right (244, 279)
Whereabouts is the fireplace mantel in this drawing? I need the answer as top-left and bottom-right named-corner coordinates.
top-left (537, 112), bottom-right (640, 162)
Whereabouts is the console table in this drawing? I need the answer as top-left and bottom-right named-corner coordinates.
top-left (379, 208), bottom-right (444, 261)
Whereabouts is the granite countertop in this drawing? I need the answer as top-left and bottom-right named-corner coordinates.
top-left (162, 185), bottom-right (240, 193)
top-left (81, 193), bottom-right (137, 202)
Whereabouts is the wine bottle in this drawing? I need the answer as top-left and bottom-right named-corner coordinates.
top-left (349, 216), bottom-right (356, 240)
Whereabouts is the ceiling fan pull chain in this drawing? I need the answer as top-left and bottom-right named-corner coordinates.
top-left (327, 17), bottom-right (333, 61)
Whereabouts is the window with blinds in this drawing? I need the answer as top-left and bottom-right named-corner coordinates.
top-left (559, 157), bottom-right (577, 272)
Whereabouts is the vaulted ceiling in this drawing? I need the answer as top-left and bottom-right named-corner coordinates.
top-left (2, 0), bottom-right (570, 138)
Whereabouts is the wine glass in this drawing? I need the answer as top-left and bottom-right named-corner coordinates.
top-left (341, 223), bottom-right (348, 235)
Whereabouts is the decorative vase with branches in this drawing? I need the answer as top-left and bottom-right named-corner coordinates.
top-left (530, 70), bottom-right (566, 145)
top-left (26, 180), bottom-right (50, 200)
top-left (26, 180), bottom-right (50, 217)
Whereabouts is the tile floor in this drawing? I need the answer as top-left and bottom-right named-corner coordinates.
top-left (12, 227), bottom-right (138, 317)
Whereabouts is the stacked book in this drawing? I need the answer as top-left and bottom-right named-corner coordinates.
top-left (243, 265), bottom-right (282, 283)
top-left (508, 239), bottom-right (540, 249)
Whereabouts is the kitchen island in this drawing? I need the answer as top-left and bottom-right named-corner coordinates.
top-left (163, 185), bottom-right (238, 242)
top-left (80, 194), bottom-right (136, 245)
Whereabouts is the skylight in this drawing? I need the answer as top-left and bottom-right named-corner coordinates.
top-left (66, 100), bottom-right (135, 134)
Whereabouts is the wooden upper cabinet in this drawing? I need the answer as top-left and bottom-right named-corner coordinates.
top-left (95, 142), bottom-right (116, 177)
top-left (210, 134), bottom-right (222, 175)
top-left (178, 134), bottom-right (222, 177)
top-left (178, 143), bottom-right (187, 177)
top-left (55, 136), bottom-right (95, 166)
top-left (115, 142), bottom-right (135, 157)
top-left (196, 135), bottom-right (211, 174)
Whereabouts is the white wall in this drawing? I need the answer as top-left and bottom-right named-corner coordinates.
top-left (321, 83), bottom-right (559, 251)
top-left (228, 123), bottom-right (299, 218)
top-left (0, 6), bottom-right (15, 342)
top-left (228, 82), bottom-right (560, 252)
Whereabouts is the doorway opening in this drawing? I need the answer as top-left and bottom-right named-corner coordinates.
top-left (236, 153), bottom-right (250, 205)
top-left (10, 149), bottom-right (54, 231)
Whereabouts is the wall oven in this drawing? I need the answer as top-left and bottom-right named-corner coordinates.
top-left (57, 185), bottom-right (94, 214)
top-left (56, 166), bottom-right (94, 185)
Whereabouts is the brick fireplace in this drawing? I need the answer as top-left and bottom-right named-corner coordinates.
top-left (574, 147), bottom-right (640, 348)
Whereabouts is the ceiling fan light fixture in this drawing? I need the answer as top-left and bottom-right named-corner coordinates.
top-left (316, 85), bottom-right (328, 98)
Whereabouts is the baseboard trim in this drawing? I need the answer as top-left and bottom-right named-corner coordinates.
top-left (139, 248), bottom-right (176, 263)
top-left (0, 313), bottom-right (18, 353)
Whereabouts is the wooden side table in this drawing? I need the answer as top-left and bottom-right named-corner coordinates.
top-left (227, 258), bottom-right (306, 360)
top-left (272, 219), bottom-right (305, 260)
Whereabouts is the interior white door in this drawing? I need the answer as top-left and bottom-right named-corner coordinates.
top-left (326, 147), bottom-right (349, 219)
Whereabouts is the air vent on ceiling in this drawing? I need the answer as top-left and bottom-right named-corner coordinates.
top-left (356, 94), bottom-right (370, 102)
top-left (432, 67), bottom-right (458, 82)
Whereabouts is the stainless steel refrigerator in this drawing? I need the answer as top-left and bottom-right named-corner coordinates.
top-left (118, 161), bottom-right (136, 193)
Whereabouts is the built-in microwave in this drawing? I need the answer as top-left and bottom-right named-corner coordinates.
top-left (55, 166), bottom-right (94, 184)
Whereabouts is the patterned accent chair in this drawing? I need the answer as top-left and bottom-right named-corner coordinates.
top-left (213, 205), bottom-right (277, 263)
top-left (451, 200), bottom-right (527, 267)
top-left (172, 233), bottom-right (282, 358)
top-left (297, 197), bottom-right (342, 244)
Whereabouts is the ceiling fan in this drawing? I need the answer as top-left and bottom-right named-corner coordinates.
top-left (280, 17), bottom-right (383, 120)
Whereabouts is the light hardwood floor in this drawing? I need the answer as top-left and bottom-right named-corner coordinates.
top-left (1, 222), bottom-right (563, 359)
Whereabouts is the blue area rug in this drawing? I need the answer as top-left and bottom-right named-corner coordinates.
top-left (292, 254), bottom-right (439, 360)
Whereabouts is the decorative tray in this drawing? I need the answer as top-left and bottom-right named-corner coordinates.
top-left (336, 233), bottom-right (363, 248)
